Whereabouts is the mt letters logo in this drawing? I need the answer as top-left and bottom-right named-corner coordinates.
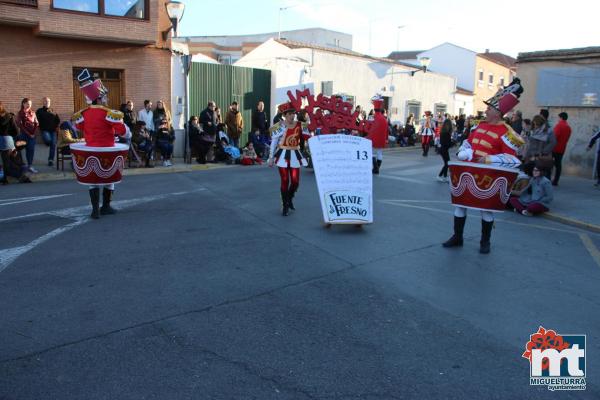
top-left (523, 326), bottom-right (586, 391)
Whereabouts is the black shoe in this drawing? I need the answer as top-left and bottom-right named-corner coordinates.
top-left (100, 188), bottom-right (117, 215)
top-left (288, 191), bottom-right (296, 211)
top-left (281, 190), bottom-right (289, 216)
top-left (48, 160), bottom-right (53, 167)
top-left (479, 220), bottom-right (494, 254)
top-left (443, 216), bottom-right (466, 247)
top-left (89, 188), bottom-right (100, 219)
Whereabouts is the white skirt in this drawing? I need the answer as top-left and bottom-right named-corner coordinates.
top-left (274, 148), bottom-right (308, 168)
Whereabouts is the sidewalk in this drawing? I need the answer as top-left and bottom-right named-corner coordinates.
top-left (542, 174), bottom-right (600, 233)
top-left (15, 144), bottom-right (229, 183)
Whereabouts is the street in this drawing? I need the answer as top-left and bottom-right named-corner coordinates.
top-left (1, 149), bottom-right (599, 399)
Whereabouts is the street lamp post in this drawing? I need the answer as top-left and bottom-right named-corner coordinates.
top-left (164, 1), bottom-right (188, 161)
top-left (165, 1), bottom-right (185, 38)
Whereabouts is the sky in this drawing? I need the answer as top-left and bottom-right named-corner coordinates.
top-left (177, 0), bottom-right (599, 58)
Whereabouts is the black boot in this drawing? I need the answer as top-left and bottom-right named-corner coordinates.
top-left (89, 188), bottom-right (100, 219)
top-left (443, 216), bottom-right (466, 247)
top-left (372, 158), bottom-right (379, 174)
top-left (377, 159), bottom-right (382, 172)
top-left (281, 190), bottom-right (289, 216)
top-left (288, 190), bottom-right (296, 211)
top-left (100, 188), bottom-right (117, 215)
top-left (479, 220), bottom-right (494, 254)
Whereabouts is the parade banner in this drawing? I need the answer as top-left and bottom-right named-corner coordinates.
top-left (309, 134), bottom-right (373, 224)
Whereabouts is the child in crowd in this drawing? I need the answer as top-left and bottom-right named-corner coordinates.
top-left (131, 121), bottom-right (154, 168)
top-left (241, 141), bottom-right (262, 165)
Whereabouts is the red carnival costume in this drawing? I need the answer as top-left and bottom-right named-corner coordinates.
top-left (71, 69), bottom-right (131, 219)
top-left (443, 78), bottom-right (525, 254)
top-left (420, 111), bottom-right (434, 156)
top-left (269, 102), bottom-right (311, 216)
top-left (367, 95), bottom-right (388, 174)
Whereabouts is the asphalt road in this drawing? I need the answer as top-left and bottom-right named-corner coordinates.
top-left (1, 149), bottom-right (599, 399)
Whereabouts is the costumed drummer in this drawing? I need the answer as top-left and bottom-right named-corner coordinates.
top-left (443, 78), bottom-right (525, 254)
top-left (268, 102), bottom-right (310, 216)
top-left (367, 95), bottom-right (388, 175)
top-left (71, 69), bottom-right (130, 219)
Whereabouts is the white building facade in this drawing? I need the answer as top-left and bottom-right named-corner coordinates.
top-left (235, 39), bottom-right (457, 126)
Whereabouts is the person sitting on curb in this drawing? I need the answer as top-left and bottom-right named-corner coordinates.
top-left (241, 141), bottom-right (263, 165)
top-left (509, 163), bottom-right (553, 216)
top-left (156, 118), bottom-right (175, 167)
top-left (131, 121), bottom-right (154, 168)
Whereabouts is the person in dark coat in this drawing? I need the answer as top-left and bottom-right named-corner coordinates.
top-left (437, 119), bottom-right (453, 182)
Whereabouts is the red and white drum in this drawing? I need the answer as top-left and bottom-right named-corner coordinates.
top-left (70, 143), bottom-right (129, 185)
top-left (448, 161), bottom-right (519, 212)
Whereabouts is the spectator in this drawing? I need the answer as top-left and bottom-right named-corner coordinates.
top-left (251, 101), bottom-right (269, 137)
top-left (456, 114), bottom-right (465, 135)
top-left (510, 110), bottom-right (523, 134)
top-left (16, 98), bottom-right (39, 173)
top-left (355, 105), bottom-right (363, 126)
top-left (131, 121), bottom-right (154, 168)
top-left (241, 141), bottom-right (263, 165)
top-left (153, 100), bottom-right (172, 130)
top-left (57, 120), bottom-right (84, 157)
top-left (122, 100), bottom-right (137, 131)
top-left (509, 164), bottom-right (553, 216)
top-left (273, 107), bottom-right (283, 125)
top-left (524, 115), bottom-right (556, 177)
top-left (225, 101), bottom-right (244, 148)
top-left (200, 101), bottom-right (217, 137)
top-left (405, 114), bottom-right (416, 146)
top-left (586, 129), bottom-right (600, 187)
top-left (0, 101), bottom-right (19, 184)
top-left (551, 112), bottom-right (572, 186)
top-left (190, 115), bottom-right (214, 164)
top-left (437, 119), bottom-right (453, 182)
top-left (540, 109), bottom-right (551, 126)
top-left (138, 100), bottom-right (154, 135)
top-left (36, 97), bottom-right (60, 167)
top-left (215, 106), bottom-right (223, 125)
top-left (156, 119), bottom-right (175, 166)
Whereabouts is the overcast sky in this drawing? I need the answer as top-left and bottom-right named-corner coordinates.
top-left (178, 0), bottom-right (599, 58)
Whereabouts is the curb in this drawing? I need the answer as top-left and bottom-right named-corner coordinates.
top-left (543, 212), bottom-right (600, 234)
top-left (29, 163), bottom-right (229, 183)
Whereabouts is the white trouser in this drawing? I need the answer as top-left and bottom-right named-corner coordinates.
top-left (89, 184), bottom-right (115, 190)
top-left (374, 148), bottom-right (383, 161)
top-left (454, 206), bottom-right (494, 222)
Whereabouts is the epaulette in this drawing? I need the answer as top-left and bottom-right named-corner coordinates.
top-left (106, 109), bottom-right (124, 123)
top-left (73, 109), bottom-right (86, 124)
top-left (269, 121), bottom-right (283, 134)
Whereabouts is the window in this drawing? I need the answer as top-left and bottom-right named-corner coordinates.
top-left (488, 74), bottom-right (494, 84)
top-left (500, 76), bottom-right (505, 86)
top-left (53, 0), bottom-right (147, 19)
top-left (434, 103), bottom-right (447, 116)
top-left (407, 101), bottom-right (421, 120)
top-left (321, 81), bottom-right (333, 96)
top-left (478, 70), bottom-right (484, 81)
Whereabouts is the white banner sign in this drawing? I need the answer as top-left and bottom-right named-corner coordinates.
top-left (308, 134), bottom-right (373, 224)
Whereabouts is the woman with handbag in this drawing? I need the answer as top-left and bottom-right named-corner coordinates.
top-left (524, 115), bottom-right (556, 178)
top-left (16, 98), bottom-right (39, 173)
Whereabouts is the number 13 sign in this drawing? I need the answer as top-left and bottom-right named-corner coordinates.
top-left (309, 134), bottom-right (373, 225)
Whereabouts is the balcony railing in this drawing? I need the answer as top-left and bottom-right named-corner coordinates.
top-left (0, 0), bottom-right (37, 6)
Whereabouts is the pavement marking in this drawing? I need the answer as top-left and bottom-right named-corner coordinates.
top-left (0, 188), bottom-right (207, 273)
top-left (0, 217), bottom-right (86, 274)
top-left (579, 233), bottom-right (600, 268)
top-left (378, 174), bottom-right (429, 185)
top-left (380, 200), bottom-right (582, 235)
top-left (0, 194), bottom-right (73, 207)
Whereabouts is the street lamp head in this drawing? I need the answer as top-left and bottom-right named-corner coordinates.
top-left (165, 1), bottom-right (185, 37)
top-left (419, 57), bottom-right (431, 73)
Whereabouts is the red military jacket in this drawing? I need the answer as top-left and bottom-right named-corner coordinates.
top-left (74, 105), bottom-right (127, 147)
top-left (467, 122), bottom-right (523, 159)
top-left (367, 112), bottom-right (388, 149)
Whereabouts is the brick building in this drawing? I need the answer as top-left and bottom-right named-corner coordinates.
top-left (0, 0), bottom-right (173, 122)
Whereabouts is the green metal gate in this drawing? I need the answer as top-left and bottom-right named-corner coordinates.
top-left (189, 62), bottom-right (271, 147)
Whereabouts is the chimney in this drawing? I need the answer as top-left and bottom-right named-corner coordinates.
top-left (485, 48), bottom-right (490, 53)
